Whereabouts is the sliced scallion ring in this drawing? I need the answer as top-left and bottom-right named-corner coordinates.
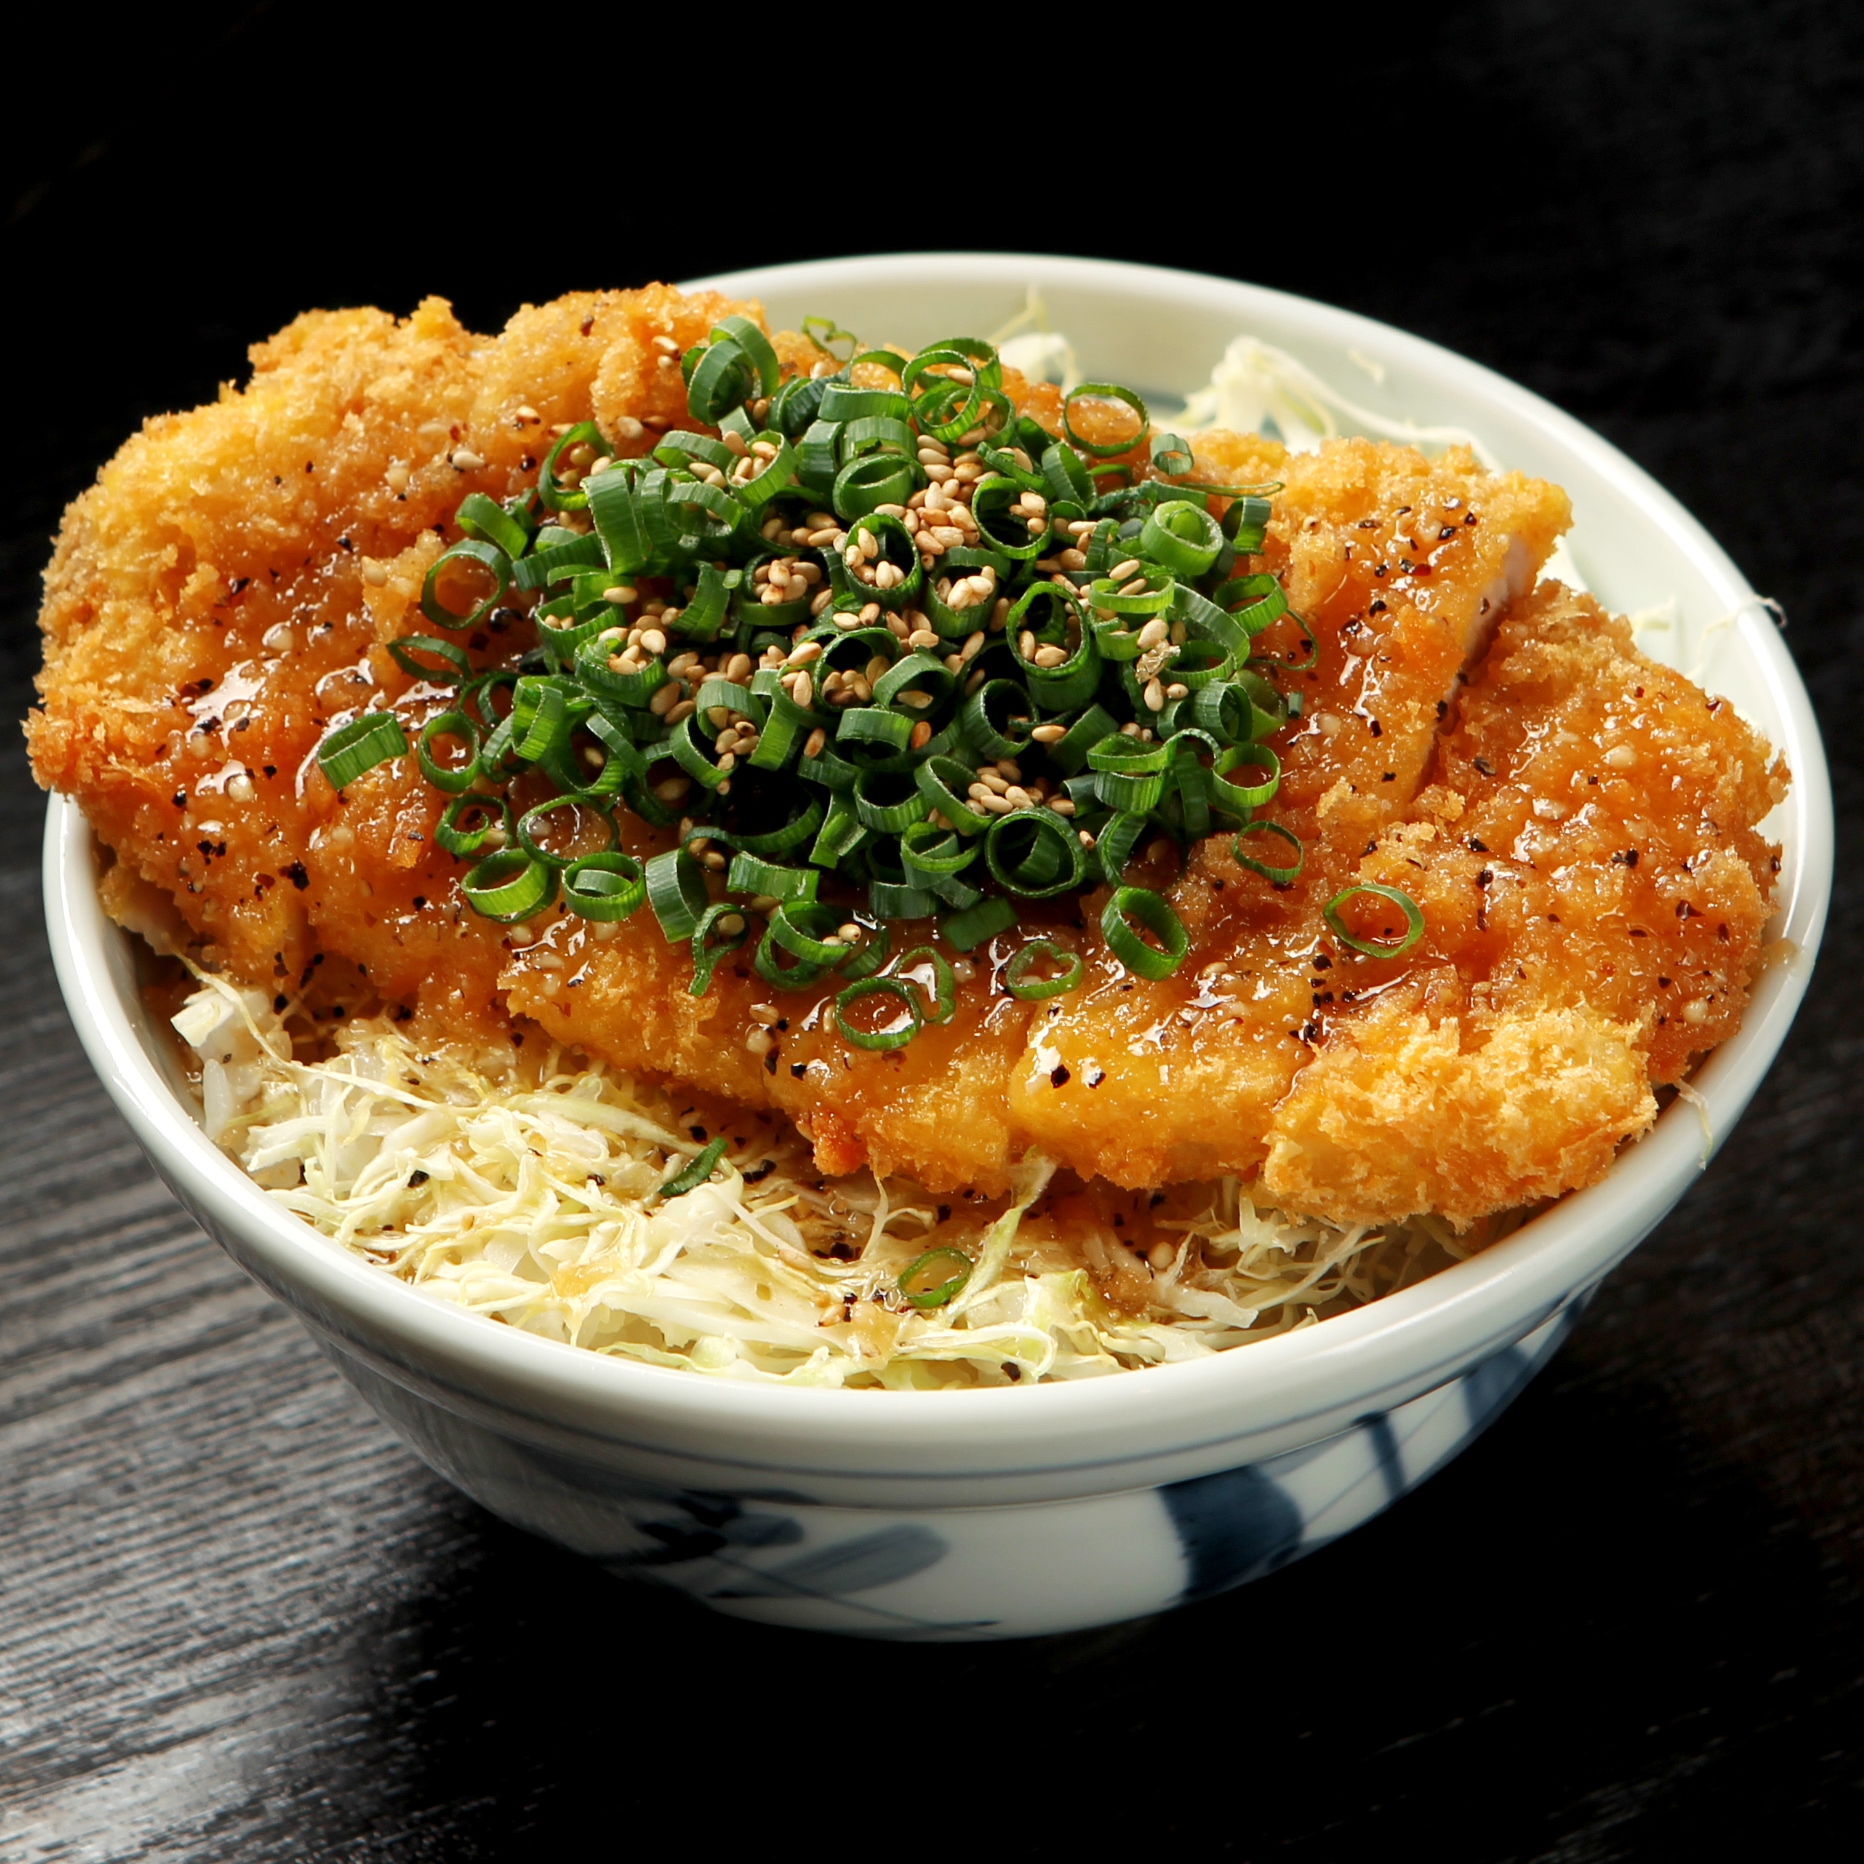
top-left (388, 635), bottom-right (473, 684)
top-left (833, 976), bottom-right (923, 1052)
top-left (1101, 886), bottom-right (1189, 980)
top-left (516, 794), bottom-right (618, 870)
top-left (1062, 382), bottom-right (1150, 460)
top-left (562, 851), bottom-right (647, 922)
top-left (689, 903), bottom-right (751, 997)
top-left (538, 420), bottom-right (611, 513)
top-left (892, 945), bottom-right (957, 1025)
top-left (1323, 883), bottom-right (1426, 958)
top-left (1211, 741), bottom-right (1282, 813)
top-left (1230, 822), bottom-right (1305, 886)
top-left (1139, 499), bottom-right (1223, 579)
top-left (435, 793), bottom-right (511, 858)
top-left (416, 710), bottom-right (481, 794)
top-left (896, 1246), bottom-right (973, 1309)
top-left (1003, 938), bottom-right (1084, 1001)
top-left (316, 711), bottom-right (408, 791)
top-left (645, 847), bottom-right (710, 943)
top-left (462, 849), bottom-right (555, 923)
top-left (725, 852), bottom-right (818, 901)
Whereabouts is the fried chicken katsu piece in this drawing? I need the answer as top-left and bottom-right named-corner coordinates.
top-left (32, 287), bottom-right (1782, 1229)
top-left (1260, 582), bottom-right (1785, 1226)
top-left (30, 285), bottom-right (779, 1041)
top-left (501, 436), bottom-right (1570, 1196)
top-left (1002, 441), bottom-right (1570, 1190)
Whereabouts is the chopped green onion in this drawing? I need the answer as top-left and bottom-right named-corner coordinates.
top-left (516, 795), bottom-right (618, 869)
top-left (726, 852), bottom-right (818, 901)
top-left (562, 851), bottom-right (647, 922)
top-left (645, 847), bottom-right (709, 942)
top-left (690, 903), bottom-right (751, 996)
top-left (1063, 383), bottom-right (1150, 459)
top-left (1003, 938), bottom-right (1084, 1000)
top-left (1139, 499), bottom-right (1223, 578)
top-left (892, 945), bottom-right (957, 1024)
top-left (896, 1246), bottom-right (972, 1309)
top-left (538, 421), bottom-right (610, 514)
top-left (462, 849), bottom-right (555, 923)
top-left (1230, 822), bottom-right (1305, 886)
top-left (940, 895), bottom-right (1016, 950)
top-left (435, 793), bottom-right (511, 858)
top-left (317, 711), bottom-right (408, 791)
top-left (389, 635), bottom-right (473, 684)
top-left (833, 976), bottom-right (923, 1052)
top-left (660, 1136), bottom-right (728, 1199)
top-left (420, 538), bottom-right (511, 631)
top-left (1101, 886), bottom-right (1189, 980)
top-left (1323, 883), bottom-right (1426, 958)
top-left (416, 711), bottom-right (481, 794)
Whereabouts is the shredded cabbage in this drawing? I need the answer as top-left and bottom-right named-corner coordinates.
top-left (171, 974), bottom-right (1502, 1388)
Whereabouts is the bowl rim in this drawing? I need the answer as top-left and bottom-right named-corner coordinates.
top-left (41, 252), bottom-right (1833, 1473)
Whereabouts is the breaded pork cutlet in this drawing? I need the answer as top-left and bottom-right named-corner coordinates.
top-left (30, 288), bottom-right (1784, 1227)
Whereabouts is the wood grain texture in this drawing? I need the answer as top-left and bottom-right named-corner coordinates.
top-left (4, 4), bottom-right (1863, 1855)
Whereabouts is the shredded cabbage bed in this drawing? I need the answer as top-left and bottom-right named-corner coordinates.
top-left (172, 974), bottom-right (1501, 1388)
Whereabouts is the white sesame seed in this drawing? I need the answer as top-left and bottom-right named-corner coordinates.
top-left (745, 1027), bottom-right (774, 1056)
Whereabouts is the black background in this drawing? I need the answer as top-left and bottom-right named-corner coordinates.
top-left (4, 3), bottom-right (1862, 1855)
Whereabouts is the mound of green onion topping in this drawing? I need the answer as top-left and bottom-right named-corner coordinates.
top-left (317, 315), bottom-right (1384, 1044)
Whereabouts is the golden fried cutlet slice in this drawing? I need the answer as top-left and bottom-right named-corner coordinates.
top-left (30, 285), bottom-right (768, 1037)
top-left (1260, 582), bottom-right (1786, 1227)
top-left (1003, 443), bottom-right (1572, 1189)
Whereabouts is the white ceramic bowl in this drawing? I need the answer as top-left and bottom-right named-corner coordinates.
top-left (43, 254), bottom-right (1831, 1640)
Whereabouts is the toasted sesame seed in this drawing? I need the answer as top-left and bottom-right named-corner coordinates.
top-left (614, 416), bottom-right (644, 440)
top-left (651, 334), bottom-right (680, 354)
top-left (1047, 796), bottom-right (1076, 816)
top-left (1032, 644), bottom-right (1067, 669)
top-left (909, 720), bottom-right (933, 750)
top-left (745, 1027), bottom-right (774, 1056)
top-left (1137, 617), bottom-right (1170, 651)
top-left (784, 640), bottom-right (823, 667)
top-left (639, 628), bottom-right (668, 656)
top-left (804, 727), bottom-right (828, 760)
top-left (654, 775), bottom-right (692, 802)
top-left (450, 448), bottom-right (485, 471)
top-left (1030, 723), bottom-right (1067, 743)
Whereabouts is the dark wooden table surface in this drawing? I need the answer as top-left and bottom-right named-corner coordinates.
top-left (4, 6), bottom-right (1861, 1855)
